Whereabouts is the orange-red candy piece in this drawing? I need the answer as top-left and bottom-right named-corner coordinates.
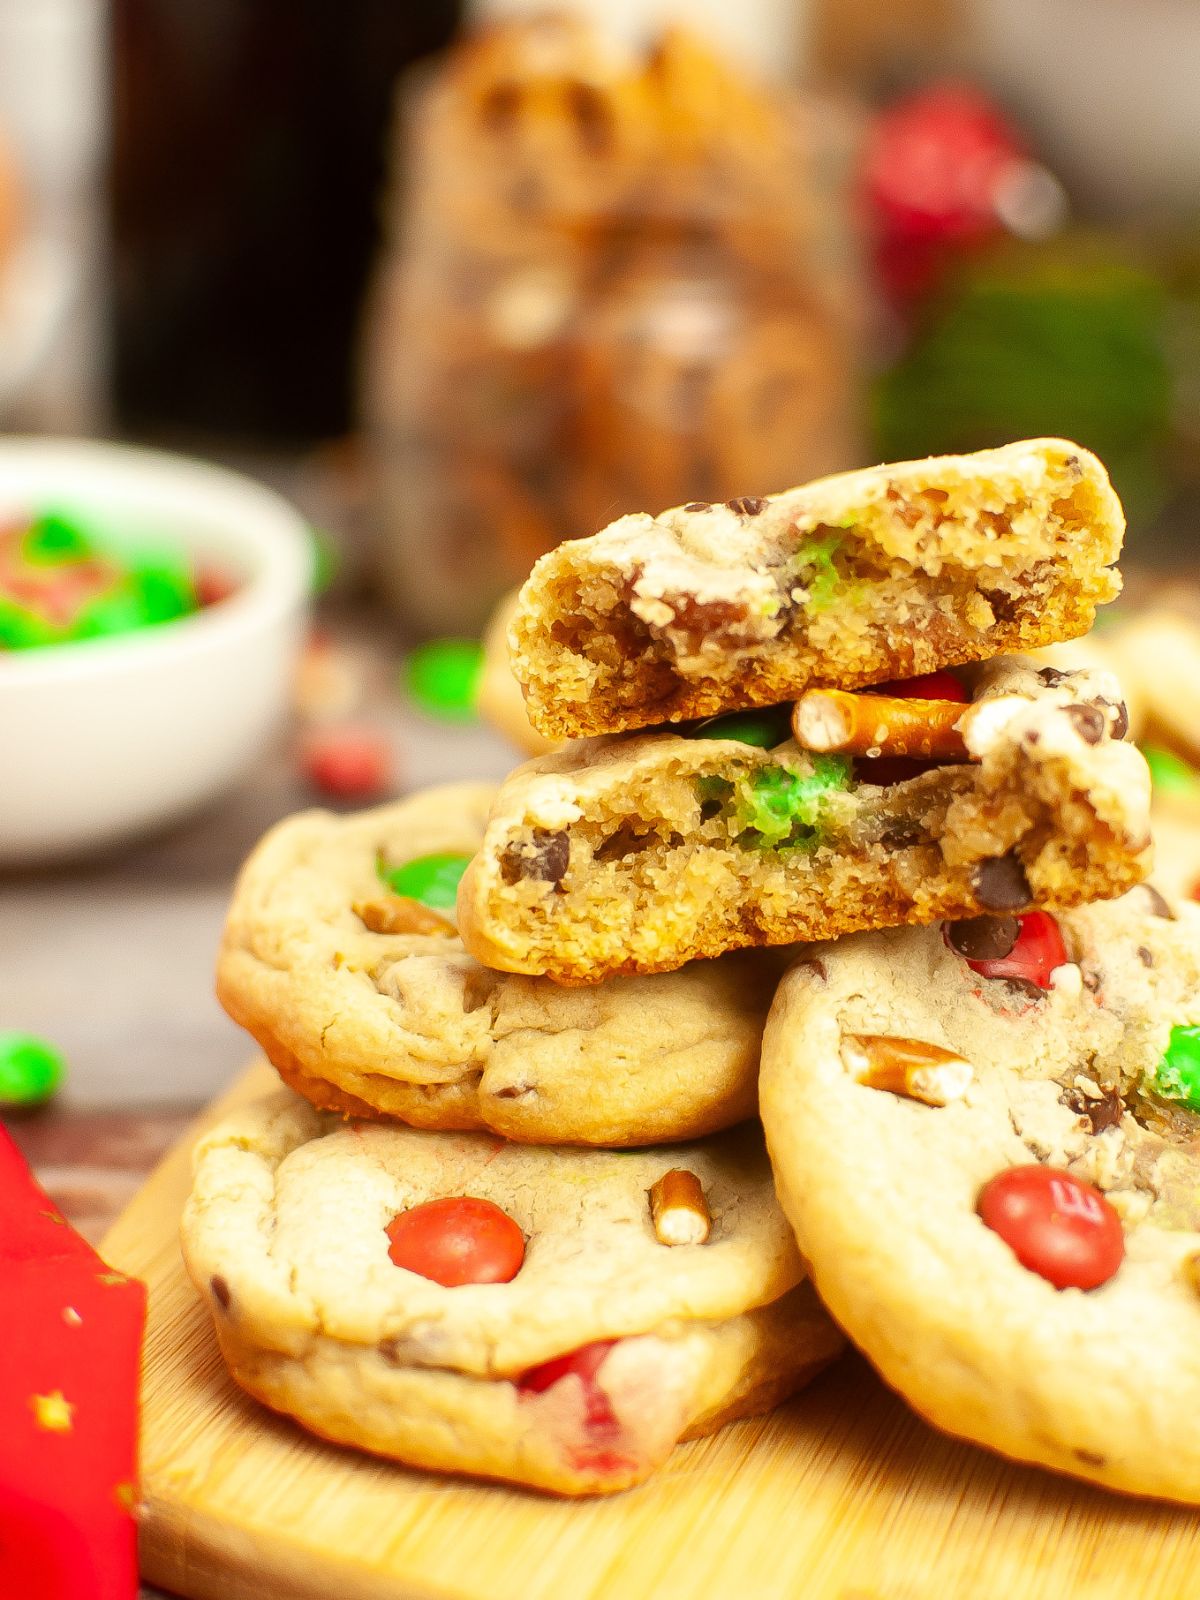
top-left (978, 1165), bottom-right (1123, 1290)
top-left (300, 727), bottom-right (392, 800)
top-left (386, 1196), bottom-right (525, 1287)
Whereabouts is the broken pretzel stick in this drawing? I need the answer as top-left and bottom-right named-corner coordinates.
top-left (841, 1034), bottom-right (973, 1106)
top-left (649, 1168), bottom-right (712, 1246)
top-left (353, 896), bottom-right (456, 937)
top-left (791, 689), bottom-right (968, 761)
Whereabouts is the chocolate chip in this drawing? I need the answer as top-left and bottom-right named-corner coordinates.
top-left (594, 823), bottom-right (655, 863)
top-left (945, 915), bottom-right (1020, 961)
top-left (973, 852), bottom-right (1032, 912)
top-left (1003, 977), bottom-right (1047, 1001)
top-left (1141, 884), bottom-right (1176, 920)
top-left (1062, 1086), bottom-right (1124, 1135)
top-left (1137, 946), bottom-right (1154, 967)
top-left (683, 501), bottom-right (711, 513)
top-left (726, 496), bottom-right (766, 516)
top-left (1037, 666), bottom-right (1066, 686)
top-left (211, 1275), bottom-right (231, 1312)
top-left (499, 828), bottom-right (570, 886)
top-left (1064, 703), bottom-right (1106, 745)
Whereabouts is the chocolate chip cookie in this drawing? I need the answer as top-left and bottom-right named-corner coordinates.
top-left (458, 659), bottom-right (1150, 983)
top-left (182, 1090), bottom-right (843, 1494)
top-left (218, 784), bottom-right (777, 1143)
top-left (761, 884), bottom-right (1200, 1501)
top-left (510, 439), bottom-right (1123, 739)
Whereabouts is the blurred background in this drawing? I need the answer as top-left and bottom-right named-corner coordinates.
top-left (1, 0), bottom-right (1199, 1217)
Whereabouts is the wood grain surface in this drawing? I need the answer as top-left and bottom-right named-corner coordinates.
top-left (102, 1062), bottom-right (1200, 1600)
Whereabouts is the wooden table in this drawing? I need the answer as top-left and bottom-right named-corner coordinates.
top-left (0, 596), bottom-right (517, 1598)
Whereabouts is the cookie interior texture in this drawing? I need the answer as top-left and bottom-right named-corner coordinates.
top-left (760, 889), bottom-right (1200, 1503)
top-left (511, 439), bottom-right (1124, 739)
top-left (217, 782), bottom-right (774, 1142)
top-left (182, 1093), bottom-right (842, 1494)
top-left (458, 662), bottom-right (1150, 982)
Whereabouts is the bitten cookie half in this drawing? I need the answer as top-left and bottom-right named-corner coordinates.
top-left (182, 1091), bottom-right (842, 1495)
top-left (510, 438), bottom-right (1124, 739)
top-left (760, 885), bottom-right (1200, 1502)
top-left (458, 659), bottom-right (1150, 983)
top-left (218, 783), bottom-right (777, 1143)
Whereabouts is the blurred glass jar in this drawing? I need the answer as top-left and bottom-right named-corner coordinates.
top-left (361, 14), bottom-right (862, 635)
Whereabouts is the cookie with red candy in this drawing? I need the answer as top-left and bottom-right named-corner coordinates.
top-left (0, 1127), bottom-right (145, 1600)
top-left (181, 1090), bottom-right (842, 1494)
top-left (761, 884), bottom-right (1200, 1502)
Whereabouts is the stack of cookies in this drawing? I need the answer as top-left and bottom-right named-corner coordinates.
top-left (187, 437), bottom-right (1200, 1505)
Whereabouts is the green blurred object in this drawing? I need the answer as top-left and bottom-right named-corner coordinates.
top-left (0, 1032), bottom-right (66, 1107)
top-left (1150, 1024), bottom-right (1200, 1111)
top-left (405, 638), bottom-right (484, 721)
top-left (22, 510), bottom-right (94, 564)
top-left (1142, 744), bottom-right (1200, 797)
top-left (874, 237), bottom-right (1173, 524)
top-left (130, 556), bottom-right (197, 624)
top-left (379, 851), bottom-right (472, 909)
top-left (690, 706), bottom-right (793, 748)
top-left (309, 525), bottom-right (339, 596)
top-left (0, 596), bottom-right (60, 649)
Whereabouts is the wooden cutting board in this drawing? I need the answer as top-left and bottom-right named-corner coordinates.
top-left (103, 1061), bottom-right (1200, 1600)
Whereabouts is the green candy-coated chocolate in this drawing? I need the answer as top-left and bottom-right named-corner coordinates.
top-left (0, 1032), bottom-right (66, 1107)
top-left (689, 704), bottom-right (793, 749)
top-left (22, 511), bottom-right (93, 565)
top-left (0, 596), bottom-right (60, 649)
top-left (793, 534), bottom-right (842, 613)
top-left (129, 559), bottom-right (197, 625)
top-left (1142, 745), bottom-right (1200, 798)
top-left (405, 638), bottom-right (485, 721)
top-left (380, 852), bottom-right (472, 910)
top-left (733, 754), bottom-right (851, 847)
top-left (1151, 1024), bottom-right (1200, 1110)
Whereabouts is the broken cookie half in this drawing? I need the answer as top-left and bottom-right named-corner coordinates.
top-left (510, 438), bottom-right (1124, 740)
top-left (457, 657), bottom-right (1151, 983)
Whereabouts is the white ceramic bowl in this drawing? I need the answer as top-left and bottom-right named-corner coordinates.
top-left (0, 438), bottom-right (311, 865)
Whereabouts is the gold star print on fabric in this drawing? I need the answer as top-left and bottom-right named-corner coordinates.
top-left (31, 1390), bottom-right (75, 1433)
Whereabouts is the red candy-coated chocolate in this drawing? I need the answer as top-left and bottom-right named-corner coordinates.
top-left (0, 1126), bottom-right (146, 1600)
top-left (300, 727), bottom-right (391, 800)
top-left (953, 909), bottom-right (1068, 990)
top-left (870, 670), bottom-right (968, 703)
top-left (516, 1339), bottom-right (616, 1396)
top-left (386, 1196), bottom-right (525, 1287)
top-left (516, 1340), bottom-right (623, 1465)
top-left (978, 1165), bottom-right (1123, 1290)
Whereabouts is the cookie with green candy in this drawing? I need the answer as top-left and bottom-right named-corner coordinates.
top-left (458, 654), bottom-right (1150, 983)
top-left (760, 884), bottom-right (1200, 1503)
top-left (217, 783), bottom-right (781, 1145)
top-left (509, 438), bottom-right (1125, 740)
